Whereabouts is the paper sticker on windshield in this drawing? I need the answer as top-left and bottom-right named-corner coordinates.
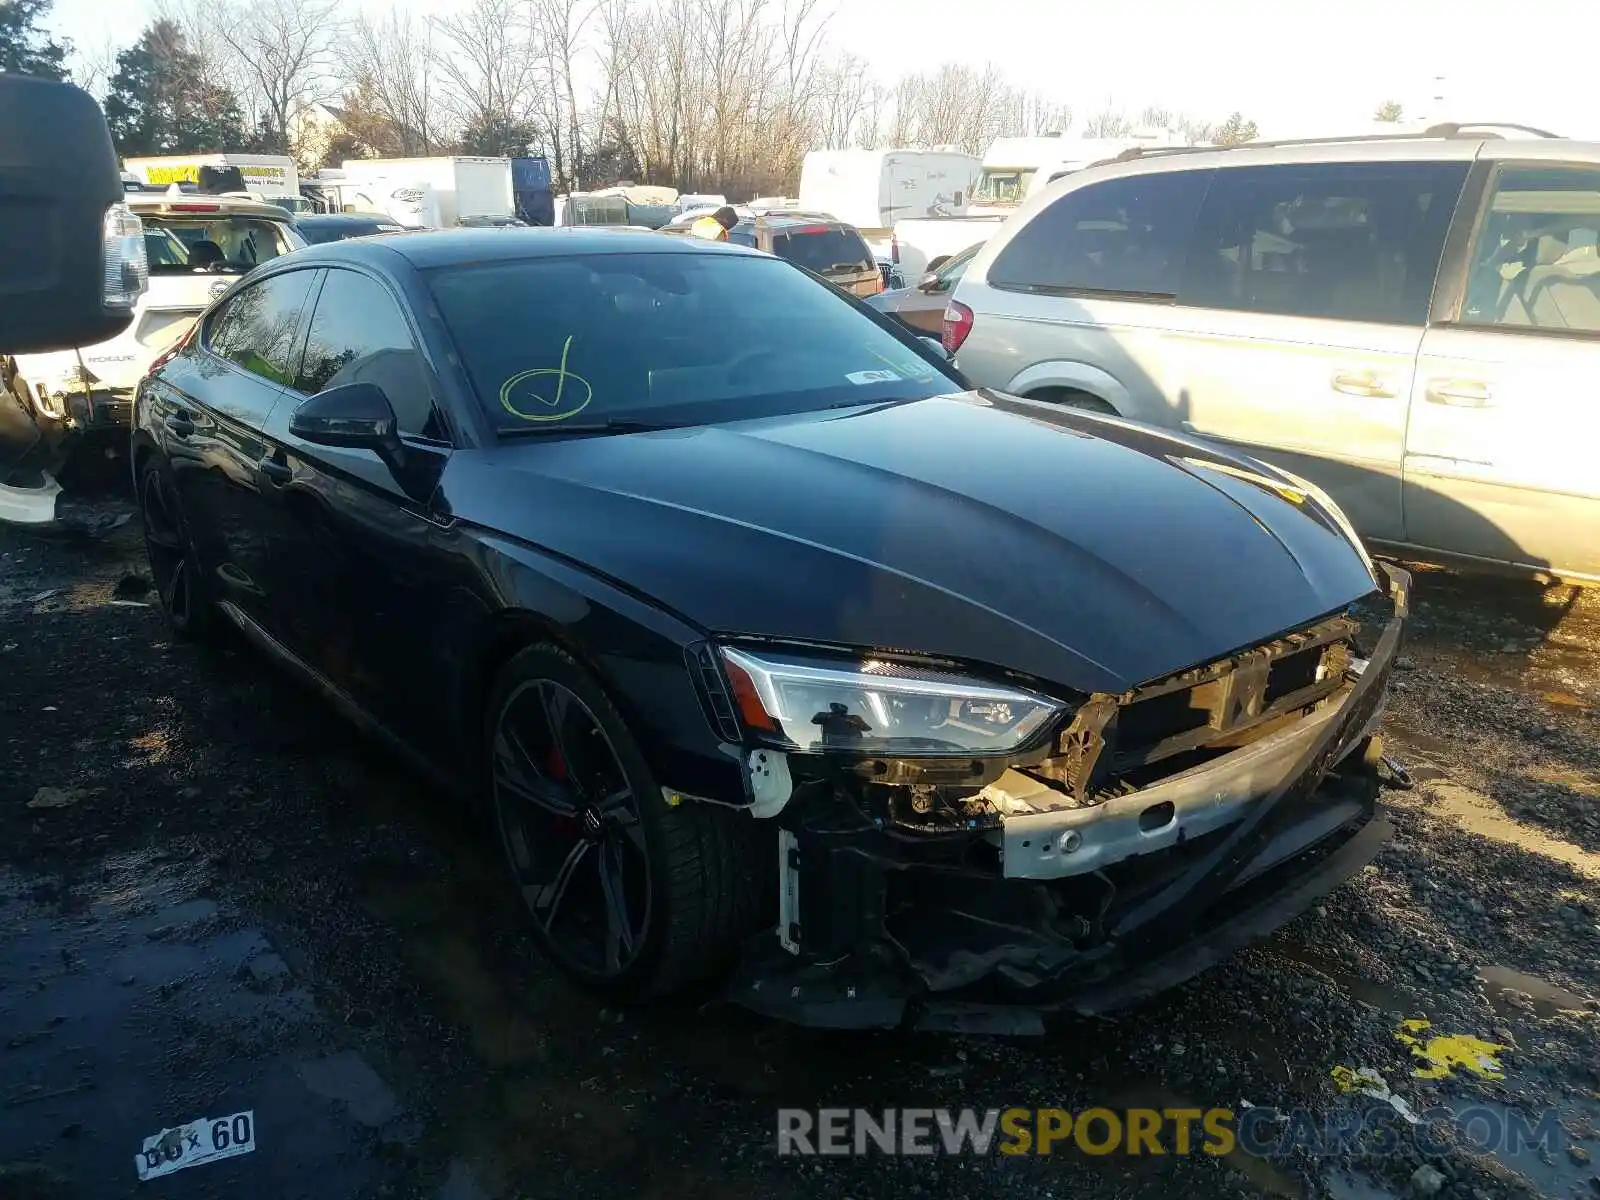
top-left (500, 335), bottom-right (593, 422)
top-left (846, 369), bottom-right (900, 385)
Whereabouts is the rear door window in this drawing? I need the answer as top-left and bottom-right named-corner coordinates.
top-left (205, 269), bottom-right (319, 387)
top-left (1460, 164), bottom-right (1600, 333)
top-left (771, 227), bottom-right (875, 275)
top-left (987, 171), bottom-right (1213, 298)
top-left (1178, 161), bottom-right (1468, 324)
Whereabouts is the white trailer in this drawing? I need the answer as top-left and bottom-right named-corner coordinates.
top-left (338, 157), bottom-right (514, 228)
top-left (123, 153), bottom-right (302, 210)
top-left (798, 149), bottom-right (980, 259)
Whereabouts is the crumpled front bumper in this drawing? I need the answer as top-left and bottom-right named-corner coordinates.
top-left (729, 564), bottom-right (1410, 1033)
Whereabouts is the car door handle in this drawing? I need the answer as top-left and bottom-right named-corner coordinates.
top-left (1330, 372), bottom-right (1397, 398)
top-left (1425, 380), bottom-right (1494, 408)
top-left (259, 456), bottom-right (292, 485)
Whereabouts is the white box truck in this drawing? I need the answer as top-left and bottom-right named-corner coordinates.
top-left (337, 157), bottom-right (515, 228)
top-left (797, 149), bottom-right (980, 262)
top-left (123, 153), bottom-right (303, 211)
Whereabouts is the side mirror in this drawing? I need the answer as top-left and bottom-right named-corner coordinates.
top-left (918, 335), bottom-right (952, 361)
top-left (289, 382), bottom-right (401, 453)
top-left (916, 271), bottom-right (942, 292)
top-left (0, 75), bottom-right (145, 353)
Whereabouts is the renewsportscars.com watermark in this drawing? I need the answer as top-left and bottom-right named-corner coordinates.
top-left (777, 1106), bottom-right (1563, 1158)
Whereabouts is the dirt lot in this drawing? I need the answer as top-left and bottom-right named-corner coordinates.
top-left (3, 480), bottom-right (1598, 1200)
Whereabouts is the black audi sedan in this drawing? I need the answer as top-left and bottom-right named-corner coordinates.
top-left (131, 229), bottom-right (1409, 1031)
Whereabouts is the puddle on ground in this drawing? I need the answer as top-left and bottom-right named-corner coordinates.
top-left (1478, 965), bottom-right (1590, 1020)
top-left (1324, 1167), bottom-right (1400, 1200)
top-left (1267, 943), bottom-right (1423, 1016)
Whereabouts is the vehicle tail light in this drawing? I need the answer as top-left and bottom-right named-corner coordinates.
top-left (163, 202), bottom-right (221, 212)
top-left (102, 203), bottom-right (148, 309)
top-left (942, 300), bottom-right (974, 355)
top-left (794, 224), bottom-right (831, 235)
top-left (147, 324), bottom-right (197, 377)
top-left (890, 234), bottom-right (900, 264)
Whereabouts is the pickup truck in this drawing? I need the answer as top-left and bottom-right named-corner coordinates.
top-left (892, 214), bottom-right (1007, 284)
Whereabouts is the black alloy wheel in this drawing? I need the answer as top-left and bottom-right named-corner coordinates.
top-left (491, 675), bottom-right (653, 984)
top-left (139, 461), bottom-right (211, 639)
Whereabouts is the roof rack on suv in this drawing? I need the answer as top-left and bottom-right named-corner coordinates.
top-left (1099, 121), bottom-right (1564, 166)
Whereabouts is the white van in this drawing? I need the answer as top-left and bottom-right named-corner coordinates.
top-left (950, 125), bottom-right (1600, 583)
top-left (798, 149), bottom-right (980, 259)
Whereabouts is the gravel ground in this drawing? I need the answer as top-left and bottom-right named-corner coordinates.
top-left (2, 482), bottom-right (1598, 1200)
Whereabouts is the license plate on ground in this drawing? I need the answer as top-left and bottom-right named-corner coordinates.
top-left (136, 1109), bottom-right (256, 1181)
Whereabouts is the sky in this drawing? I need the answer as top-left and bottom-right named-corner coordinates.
top-left (45, 0), bottom-right (1600, 141)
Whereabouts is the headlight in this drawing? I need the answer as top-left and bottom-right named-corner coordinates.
top-left (719, 647), bottom-right (1066, 756)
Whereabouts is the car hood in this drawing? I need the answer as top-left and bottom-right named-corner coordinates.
top-left (456, 392), bottom-right (1380, 694)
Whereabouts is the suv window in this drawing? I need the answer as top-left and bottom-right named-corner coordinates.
top-left (1461, 165), bottom-right (1600, 334)
top-left (769, 227), bottom-right (875, 275)
top-left (988, 171), bottom-right (1212, 298)
top-left (1179, 161), bottom-right (1468, 324)
top-left (297, 269), bottom-right (446, 441)
top-left (206, 269), bottom-right (318, 386)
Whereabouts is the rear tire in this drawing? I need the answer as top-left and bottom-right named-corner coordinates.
top-left (486, 644), bottom-right (765, 1001)
top-left (1030, 387), bottom-right (1117, 415)
top-left (137, 458), bottom-right (215, 640)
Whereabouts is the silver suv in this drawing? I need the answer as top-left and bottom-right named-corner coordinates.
top-left (950, 124), bottom-right (1600, 583)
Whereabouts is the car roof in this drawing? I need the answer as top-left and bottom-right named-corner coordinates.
top-left (295, 212), bottom-right (393, 224)
top-left (127, 192), bottom-right (294, 220)
top-left (1057, 133), bottom-right (1600, 184)
top-left (749, 212), bottom-right (853, 229)
top-left (300, 226), bottom-right (764, 269)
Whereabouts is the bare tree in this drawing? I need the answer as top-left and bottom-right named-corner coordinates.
top-left (1213, 111), bottom-right (1258, 146)
top-left (343, 9), bottom-right (443, 155)
top-left (1082, 104), bottom-right (1133, 137)
top-left (813, 53), bottom-right (878, 149)
top-left (70, 34), bottom-right (122, 101)
top-left (529, 0), bottom-right (598, 190)
top-left (210, 0), bottom-right (343, 153)
top-left (433, 0), bottom-right (542, 154)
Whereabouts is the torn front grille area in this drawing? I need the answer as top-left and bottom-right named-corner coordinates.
top-left (1036, 614), bottom-right (1357, 803)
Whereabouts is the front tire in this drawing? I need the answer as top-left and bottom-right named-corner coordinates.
top-left (138, 458), bottom-right (214, 640)
top-left (486, 644), bottom-right (763, 1001)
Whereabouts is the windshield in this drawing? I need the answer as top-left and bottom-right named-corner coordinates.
top-left (769, 227), bottom-right (874, 275)
top-left (971, 168), bottom-right (1036, 205)
top-left (935, 242), bottom-right (984, 286)
top-left (142, 216), bottom-right (300, 275)
top-left (427, 252), bottom-right (957, 434)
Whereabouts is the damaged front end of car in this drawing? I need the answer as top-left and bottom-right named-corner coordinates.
top-left (707, 564), bottom-right (1411, 1034)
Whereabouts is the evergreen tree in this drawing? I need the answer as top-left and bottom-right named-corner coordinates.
top-left (0, 0), bottom-right (70, 80)
top-left (103, 20), bottom-right (246, 155)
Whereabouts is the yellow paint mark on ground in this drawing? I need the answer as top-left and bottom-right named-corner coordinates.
top-left (1395, 1018), bottom-right (1507, 1081)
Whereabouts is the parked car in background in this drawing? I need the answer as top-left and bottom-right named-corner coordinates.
top-left (891, 213), bottom-right (1006, 283)
top-left (951, 123), bottom-right (1600, 582)
top-left (129, 227), bottom-right (1407, 1031)
top-left (293, 212), bottom-right (412, 244)
top-left (866, 241), bottom-right (984, 334)
top-left (4, 187), bottom-right (304, 506)
top-left (458, 214), bottom-right (531, 228)
top-left (727, 212), bottom-right (884, 298)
